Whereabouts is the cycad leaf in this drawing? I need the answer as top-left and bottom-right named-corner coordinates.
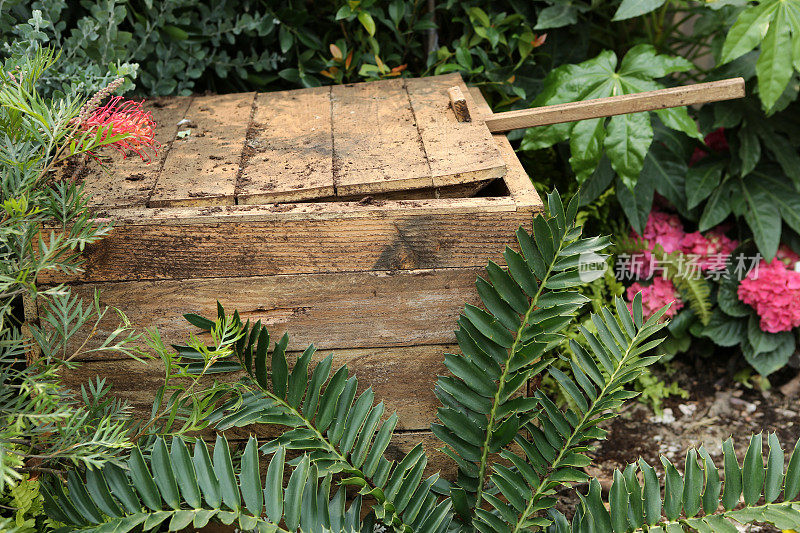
top-left (554, 436), bottom-right (800, 533)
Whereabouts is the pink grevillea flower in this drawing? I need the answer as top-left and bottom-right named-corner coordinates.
top-left (679, 229), bottom-right (738, 271)
top-left (738, 249), bottom-right (800, 333)
top-left (626, 277), bottom-right (684, 320)
top-left (627, 211), bottom-right (686, 277)
top-left (81, 96), bottom-right (158, 161)
top-left (690, 127), bottom-right (729, 166)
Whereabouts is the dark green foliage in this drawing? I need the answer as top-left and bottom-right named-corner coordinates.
top-left (431, 190), bottom-right (671, 531)
top-left (547, 433), bottom-right (800, 532)
top-left (38, 189), bottom-right (800, 532)
top-left (42, 436), bottom-right (375, 533)
top-left (3, 0), bottom-right (549, 104)
top-left (175, 304), bottom-right (450, 533)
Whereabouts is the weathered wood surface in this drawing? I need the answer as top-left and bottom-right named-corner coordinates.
top-left (78, 74), bottom-right (519, 206)
top-left (62, 343), bottom-right (451, 431)
top-left (331, 79), bottom-right (431, 196)
top-left (447, 85), bottom-right (470, 122)
top-left (149, 93), bottom-right (255, 207)
top-left (63, 268), bottom-right (482, 359)
top-left (485, 77), bottom-right (746, 132)
top-left (468, 86), bottom-right (542, 208)
top-left (238, 87), bottom-right (335, 204)
top-left (43, 207), bottom-right (534, 284)
top-left (79, 96), bottom-right (192, 209)
top-left (406, 74), bottom-right (506, 188)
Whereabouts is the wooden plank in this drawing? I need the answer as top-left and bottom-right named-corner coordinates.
top-left (238, 87), bottom-right (334, 204)
top-left (89, 196), bottom-right (519, 225)
top-left (42, 207), bottom-right (530, 283)
top-left (78, 96), bottom-right (192, 209)
top-left (149, 93), bottom-right (255, 207)
top-left (448, 85), bottom-right (470, 122)
top-left (62, 343), bottom-right (452, 431)
top-left (406, 74), bottom-right (506, 188)
top-left (61, 268), bottom-right (482, 359)
top-left (467, 86), bottom-right (543, 209)
top-left (485, 78), bottom-right (746, 133)
top-left (331, 79), bottom-right (432, 196)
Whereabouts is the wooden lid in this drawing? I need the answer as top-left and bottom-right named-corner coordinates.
top-left (75, 73), bottom-right (507, 209)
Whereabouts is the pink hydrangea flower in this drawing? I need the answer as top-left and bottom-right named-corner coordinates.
top-left (626, 277), bottom-right (684, 320)
top-left (627, 211), bottom-right (685, 277)
top-left (679, 229), bottom-right (738, 271)
top-left (738, 252), bottom-right (800, 333)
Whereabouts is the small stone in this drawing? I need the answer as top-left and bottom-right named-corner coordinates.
top-left (651, 408), bottom-right (676, 424)
top-left (677, 403), bottom-right (696, 417)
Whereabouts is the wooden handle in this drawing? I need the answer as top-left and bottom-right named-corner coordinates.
top-left (484, 78), bottom-right (745, 133)
top-left (448, 86), bottom-right (471, 122)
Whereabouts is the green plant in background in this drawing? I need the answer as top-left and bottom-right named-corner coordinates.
top-left (2, 1), bottom-right (549, 105)
top-left (521, 44), bottom-right (701, 189)
top-left (45, 191), bottom-right (800, 532)
top-left (0, 47), bottom-right (255, 528)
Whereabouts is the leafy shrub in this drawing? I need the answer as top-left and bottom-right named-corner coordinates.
top-left (2, 1), bottom-right (550, 105)
top-left (44, 191), bottom-right (800, 532)
top-left (0, 48), bottom-right (253, 520)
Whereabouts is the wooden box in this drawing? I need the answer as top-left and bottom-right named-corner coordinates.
top-left (51, 74), bottom-right (543, 477)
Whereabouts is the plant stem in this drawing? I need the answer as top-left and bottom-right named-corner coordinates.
top-left (473, 228), bottom-right (568, 513)
top-left (511, 323), bottom-right (643, 532)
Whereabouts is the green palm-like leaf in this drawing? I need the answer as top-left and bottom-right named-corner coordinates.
top-left (470, 296), bottom-right (669, 532)
top-left (547, 433), bottom-right (800, 532)
top-left (432, 190), bottom-right (627, 524)
top-left (41, 436), bottom-right (372, 533)
top-left (177, 309), bottom-right (450, 533)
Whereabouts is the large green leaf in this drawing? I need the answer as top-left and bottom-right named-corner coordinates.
top-left (612, 0), bottom-right (667, 21)
top-left (720, 0), bottom-right (800, 111)
top-left (522, 45), bottom-right (698, 189)
top-left (615, 173), bottom-right (654, 236)
top-left (686, 159), bottom-right (724, 209)
top-left (739, 177), bottom-right (781, 260)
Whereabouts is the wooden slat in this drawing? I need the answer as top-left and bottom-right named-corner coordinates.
top-left (62, 343), bottom-right (451, 431)
top-left (405, 74), bottom-right (506, 188)
top-left (237, 87), bottom-right (334, 204)
top-left (62, 268), bottom-right (482, 359)
top-left (467, 86), bottom-right (543, 208)
top-left (485, 78), bottom-right (746, 133)
top-left (312, 179), bottom-right (493, 202)
top-left (90, 196), bottom-right (521, 225)
top-left (149, 93), bottom-right (255, 207)
top-left (79, 96), bottom-right (192, 209)
top-left (44, 206), bottom-right (532, 283)
top-left (331, 79), bottom-right (432, 196)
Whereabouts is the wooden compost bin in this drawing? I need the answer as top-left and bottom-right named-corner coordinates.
top-left (49, 73), bottom-right (543, 478)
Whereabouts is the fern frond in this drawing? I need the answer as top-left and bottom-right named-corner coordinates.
top-left (41, 435), bottom-right (372, 533)
top-left (472, 295), bottom-right (668, 532)
top-left (430, 189), bottom-right (614, 524)
top-left (547, 433), bottom-right (800, 532)
top-left (177, 306), bottom-right (450, 533)
top-left (671, 271), bottom-right (712, 326)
